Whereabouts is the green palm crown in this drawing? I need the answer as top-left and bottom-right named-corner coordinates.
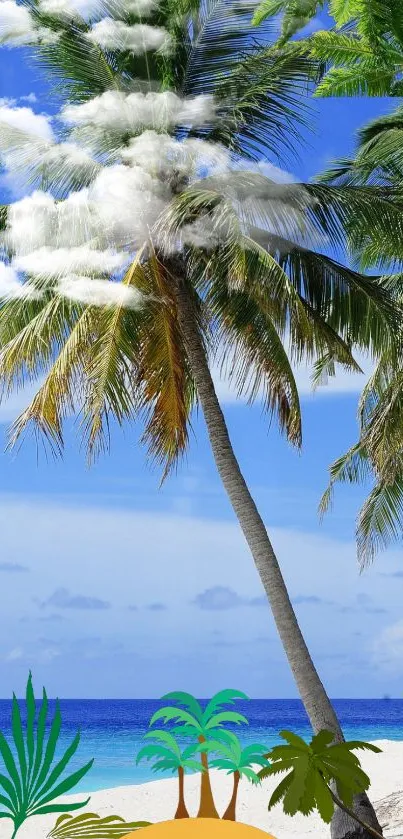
top-left (0, 0), bottom-right (399, 469)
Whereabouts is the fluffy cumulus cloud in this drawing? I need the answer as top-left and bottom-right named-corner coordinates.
top-left (58, 275), bottom-right (143, 308)
top-left (5, 162), bottom-right (169, 257)
top-left (0, 107), bottom-right (99, 191)
top-left (36, 0), bottom-right (158, 19)
top-left (0, 102), bottom-right (54, 141)
top-left (0, 262), bottom-right (39, 300)
top-left (38, 0), bottom-right (100, 18)
top-left (62, 90), bottom-right (216, 135)
top-left (0, 0), bottom-right (58, 45)
top-left (88, 162), bottom-right (170, 248)
top-left (121, 131), bottom-right (230, 179)
top-left (13, 245), bottom-right (129, 278)
top-left (87, 20), bottom-right (172, 54)
top-left (180, 208), bottom-right (232, 250)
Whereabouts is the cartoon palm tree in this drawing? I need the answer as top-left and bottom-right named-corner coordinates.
top-left (136, 730), bottom-right (204, 819)
top-left (149, 690), bottom-right (248, 819)
top-left (209, 732), bottom-right (269, 821)
top-left (258, 729), bottom-right (384, 839)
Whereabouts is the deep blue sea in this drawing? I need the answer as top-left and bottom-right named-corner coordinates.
top-left (0, 699), bottom-right (402, 792)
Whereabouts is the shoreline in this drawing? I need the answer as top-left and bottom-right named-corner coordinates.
top-left (2, 740), bottom-right (403, 839)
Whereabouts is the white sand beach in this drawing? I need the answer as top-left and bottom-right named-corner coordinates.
top-left (2, 740), bottom-right (403, 839)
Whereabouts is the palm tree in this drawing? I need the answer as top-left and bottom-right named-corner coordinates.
top-left (0, 2), bottom-right (399, 835)
top-left (265, 0), bottom-right (403, 565)
top-left (252, 0), bottom-right (324, 41)
top-left (258, 729), bottom-right (383, 839)
top-left (149, 690), bottom-right (248, 818)
top-left (136, 730), bottom-right (204, 819)
top-left (209, 732), bottom-right (269, 821)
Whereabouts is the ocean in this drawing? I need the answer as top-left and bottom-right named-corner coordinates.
top-left (0, 698), bottom-right (402, 792)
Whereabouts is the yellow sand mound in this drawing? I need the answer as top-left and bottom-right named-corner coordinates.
top-left (126, 818), bottom-right (276, 839)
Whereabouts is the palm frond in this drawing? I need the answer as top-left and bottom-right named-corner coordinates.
top-left (201, 690), bottom-right (248, 723)
top-left (211, 46), bottom-right (317, 162)
top-left (79, 254), bottom-right (146, 461)
top-left (47, 812), bottom-right (151, 837)
top-left (314, 65), bottom-right (396, 97)
top-left (329, 0), bottom-right (359, 27)
top-left (356, 472), bottom-right (403, 567)
top-left (252, 0), bottom-right (325, 43)
top-left (0, 674), bottom-right (92, 837)
top-left (209, 250), bottom-right (302, 444)
top-left (135, 254), bottom-right (196, 479)
top-left (308, 31), bottom-right (374, 65)
top-left (319, 442), bottom-right (370, 517)
top-left (8, 307), bottom-right (94, 455)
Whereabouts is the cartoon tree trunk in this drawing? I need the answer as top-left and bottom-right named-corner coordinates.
top-left (223, 770), bottom-right (240, 821)
top-left (175, 767), bottom-right (189, 819)
top-left (197, 736), bottom-right (219, 818)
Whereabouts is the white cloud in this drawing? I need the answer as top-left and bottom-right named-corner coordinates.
top-left (0, 0), bottom-right (37, 44)
top-left (180, 208), bottom-right (232, 250)
top-left (37, 0), bottom-right (158, 19)
top-left (87, 20), bottom-right (172, 54)
top-left (0, 102), bottom-right (54, 141)
top-left (20, 92), bottom-right (37, 103)
top-left (122, 131), bottom-right (229, 176)
top-left (14, 246), bottom-right (129, 278)
top-left (87, 164), bottom-right (170, 249)
top-left (0, 492), bottom-right (395, 696)
top-left (0, 124), bottom-right (98, 192)
top-left (5, 166), bottom-right (170, 256)
top-left (0, 262), bottom-right (39, 300)
top-left (0, 0), bottom-right (58, 45)
top-left (58, 274), bottom-right (143, 308)
top-left (61, 90), bottom-right (216, 134)
top-left (39, 0), bottom-right (100, 17)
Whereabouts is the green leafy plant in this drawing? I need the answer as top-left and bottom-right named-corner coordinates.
top-left (47, 812), bottom-right (151, 837)
top-left (148, 690), bottom-right (248, 818)
top-left (258, 730), bottom-right (383, 839)
top-left (0, 673), bottom-right (93, 839)
top-left (209, 732), bottom-right (269, 821)
top-left (137, 729), bottom-right (207, 819)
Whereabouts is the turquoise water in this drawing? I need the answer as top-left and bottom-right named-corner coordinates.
top-left (0, 698), bottom-right (402, 791)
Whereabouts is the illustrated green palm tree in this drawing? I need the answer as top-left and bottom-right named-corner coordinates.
top-left (149, 691), bottom-right (248, 819)
top-left (209, 732), bottom-right (269, 821)
top-left (136, 730), bottom-right (204, 819)
top-left (258, 730), bottom-right (383, 839)
top-left (0, 673), bottom-right (93, 839)
top-left (0, 1), bottom-right (400, 836)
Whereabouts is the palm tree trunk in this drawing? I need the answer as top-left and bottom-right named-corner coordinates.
top-left (173, 277), bottom-right (382, 839)
top-left (197, 735), bottom-right (220, 818)
top-left (329, 788), bottom-right (383, 839)
top-left (175, 766), bottom-right (189, 819)
top-left (223, 771), bottom-right (240, 821)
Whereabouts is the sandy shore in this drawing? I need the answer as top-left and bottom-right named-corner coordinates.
top-left (2, 740), bottom-right (403, 839)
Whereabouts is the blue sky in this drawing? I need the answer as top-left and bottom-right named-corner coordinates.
top-left (0, 14), bottom-right (403, 700)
